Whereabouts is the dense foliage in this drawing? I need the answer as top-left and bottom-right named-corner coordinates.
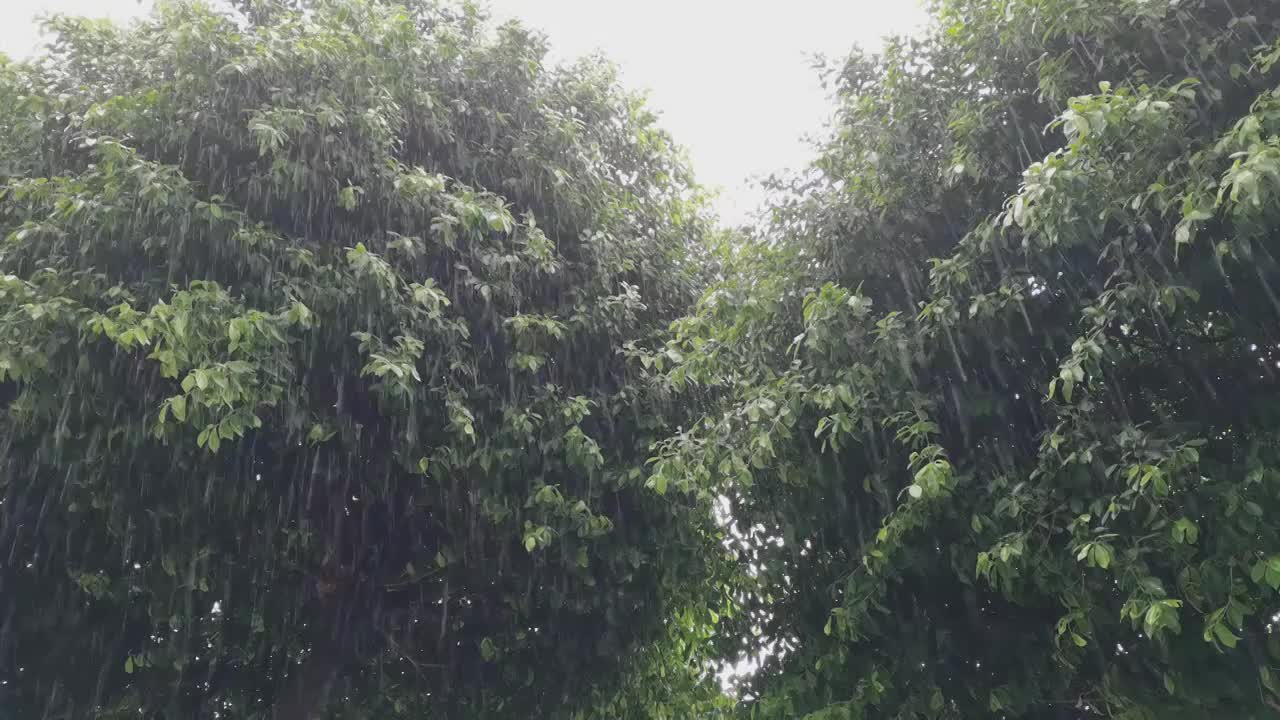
top-left (652, 0), bottom-right (1280, 718)
top-left (10, 0), bottom-right (1280, 718)
top-left (0, 1), bottom-right (733, 718)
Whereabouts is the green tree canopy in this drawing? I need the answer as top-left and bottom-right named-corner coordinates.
top-left (11, 0), bottom-right (1280, 718)
top-left (0, 1), bottom-right (732, 717)
top-left (651, 0), bottom-right (1280, 718)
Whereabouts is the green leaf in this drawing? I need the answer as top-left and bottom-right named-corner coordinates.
top-left (1175, 221), bottom-right (1192, 246)
top-left (1213, 623), bottom-right (1240, 648)
top-left (1172, 518), bottom-right (1199, 544)
top-left (170, 395), bottom-right (187, 422)
top-left (1092, 544), bottom-right (1112, 569)
top-left (1262, 666), bottom-right (1277, 694)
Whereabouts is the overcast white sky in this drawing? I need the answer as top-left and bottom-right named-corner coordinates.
top-left (0, 0), bottom-right (926, 222)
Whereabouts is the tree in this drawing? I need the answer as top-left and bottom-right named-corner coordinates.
top-left (0, 1), bottom-right (732, 717)
top-left (652, 0), bottom-right (1280, 717)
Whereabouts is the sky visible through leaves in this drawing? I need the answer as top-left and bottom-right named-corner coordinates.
top-left (0, 0), bottom-right (927, 224)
